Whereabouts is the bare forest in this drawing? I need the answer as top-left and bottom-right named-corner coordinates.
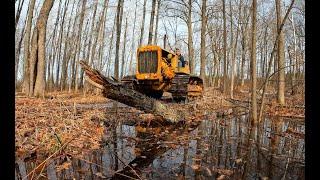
top-left (15, 0), bottom-right (305, 179)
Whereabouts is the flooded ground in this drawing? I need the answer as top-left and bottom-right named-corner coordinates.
top-left (15, 113), bottom-right (304, 180)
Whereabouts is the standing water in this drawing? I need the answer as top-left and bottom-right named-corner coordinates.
top-left (15, 115), bottom-right (304, 179)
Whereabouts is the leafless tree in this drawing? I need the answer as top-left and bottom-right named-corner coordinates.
top-left (222, 0), bottom-right (228, 93)
top-left (276, 0), bottom-right (285, 105)
top-left (28, 0), bottom-right (55, 97)
top-left (114, 0), bottom-right (124, 80)
top-left (148, 0), bottom-right (157, 44)
top-left (121, 17), bottom-right (128, 78)
top-left (22, 0), bottom-right (36, 95)
top-left (139, 0), bottom-right (147, 46)
top-left (200, 0), bottom-right (207, 86)
top-left (250, 0), bottom-right (257, 123)
top-left (15, 0), bottom-right (25, 30)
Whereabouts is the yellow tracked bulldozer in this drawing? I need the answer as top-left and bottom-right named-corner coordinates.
top-left (121, 45), bottom-right (203, 102)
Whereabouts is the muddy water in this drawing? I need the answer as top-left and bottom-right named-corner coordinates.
top-left (15, 115), bottom-right (304, 180)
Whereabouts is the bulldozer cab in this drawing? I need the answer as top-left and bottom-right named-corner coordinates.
top-left (176, 56), bottom-right (190, 74)
top-left (163, 49), bottom-right (190, 74)
top-left (135, 45), bottom-right (190, 81)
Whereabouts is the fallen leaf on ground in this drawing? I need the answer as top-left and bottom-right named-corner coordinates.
top-left (95, 172), bottom-right (106, 178)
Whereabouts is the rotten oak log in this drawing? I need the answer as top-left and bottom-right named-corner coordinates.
top-left (79, 60), bottom-right (183, 123)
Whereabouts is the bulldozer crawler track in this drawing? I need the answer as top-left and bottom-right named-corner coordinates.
top-left (121, 74), bottom-right (203, 103)
top-left (170, 74), bottom-right (190, 101)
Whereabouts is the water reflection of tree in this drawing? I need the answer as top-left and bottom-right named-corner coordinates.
top-left (181, 132), bottom-right (190, 177)
top-left (112, 121), bottom-right (200, 179)
top-left (241, 114), bottom-right (258, 179)
top-left (112, 122), bottom-right (119, 171)
top-left (194, 122), bottom-right (203, 179)
top-left (15, 116), bottom-right (305, 179)
top-left (217, 119), bottom-right (224, 168)
top-left (226, 118), bottom-right (232, 168)
top-left (233, 116), bottom-right (243, 179)
top-left (267, 117), bottom-right (281, 179)
top-left (256, 115), bottom-right (262, 176)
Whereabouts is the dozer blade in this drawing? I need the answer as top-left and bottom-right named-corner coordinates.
top-left (169, 74), bottom-right (204, 103)
top-left (187, 76), bottom-right (204, 99)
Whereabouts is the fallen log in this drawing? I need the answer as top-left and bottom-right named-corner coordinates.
top-left (79, 61), bottom-right (183, 123)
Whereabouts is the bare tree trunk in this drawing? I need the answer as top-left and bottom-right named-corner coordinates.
top-left (15, 0), bottom-right (25, 30)
top-left (60, 1), bottom-right (76, 91)
top-left (79, 19), bottom-right (90, 88)
top-left (240, 3), bottom-right (249, 87)
top-left (222, 0), bottom-right (227, 93)
top-left (289, 13), bottom-right (297, 95)
top-left (30, 0), bottom-right (55, 97)
top-left (15, 22), bottom-right (26, 90)
top-left (120, 17), bottom-right (128, 78)
top-left (106, 16), bottom-right (117, 77)
top-left (89, 0), bottom-right (107, 67)
top-left (287, 47), bottom-right (294, 94)
top-left (276, 0), bottom-right (285, 105)
top-left (47, 45), bottom-right (53, 91)
top-left (68, 42), bottom-right (78, 92)
top-left (28, 25), bottom-right (38, 96)
top-left (200, 0), bottom-right (207, 87)
top-left (82, 0), bottom-right (109, 93)
top-left (47, 0), bottom-right (62, 91)
top-left (55, 0), bottom-right (69, 89)
top-left (272, 23), bottom-right (278, 89)
top-left (113, 0), bottom-right (124, 112)
top-left (262, 26), bottom-right (268, 78)
top-left (15, 2), bottom-right (28, 89)
top-left (97, 2), bottom-right (109, 71)
top-left (153, 0), bottom-right (161, 45)
top-left (81, 0), bottom-right (99, 93)
top-left (129, 0), bottom-right (138, 75)
top-left (81, 0), bottom-right (101, 95)
top-left (217, 56), bottom-right (221, 88)
top-left (50, 39), bottom-right (59, 90)
top-left (46, 36), bottom-right (54, 91)
top-left (187, 0), bottom-right (194, 74)
top-left (114, 0), bottom-right (124, 80)
top-left (250, 0), bottom-right (257, 123)
top-left (22, 0), bottom-right (36, 95)
top-left (139, 0), bottom-right (147, 46)
top-left (207, 23), bottom-right (219, 87)
top-left (148, 0), bottom-right (157, 44)
top-left (75, 0), bottom-right (88, 92)
top-left (66, 3), bottom-right (81, 92)
top-left (230, 0), bottom-right (241, 98)
top-left (297, 30), bottom-right (302, 80)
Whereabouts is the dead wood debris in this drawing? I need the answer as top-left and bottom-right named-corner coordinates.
top-left (230, 86), bottom-right (305, 119)
top-left (15, 95), bottom-right (108, 160)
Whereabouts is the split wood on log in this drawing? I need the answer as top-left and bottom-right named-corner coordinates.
top-left (79, 60), bottom-right (183, 123)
